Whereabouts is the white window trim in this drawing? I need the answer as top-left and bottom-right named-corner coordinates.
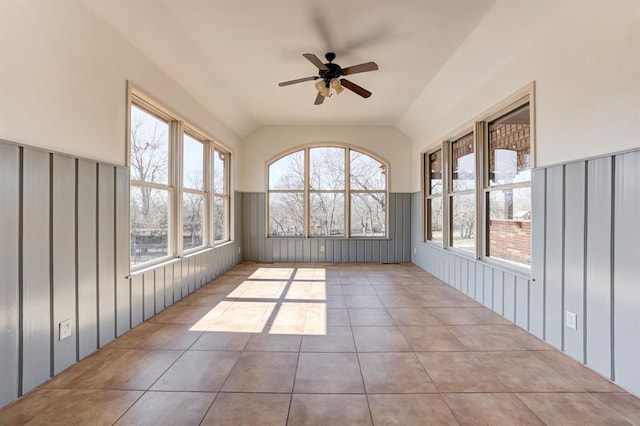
top-left (421, 82), bottom-right (536, 272)
top-left (265, 143), bottom-right (390, 239)
top-left (127, 82), bottom-right (232, 271)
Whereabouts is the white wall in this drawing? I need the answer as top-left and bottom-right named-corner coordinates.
top-left (240, 125), bottom-right (413, 192)
top-left (399, 0), bottom-right (640, 191)
top-left (0, 0), bottom-right (241, 172)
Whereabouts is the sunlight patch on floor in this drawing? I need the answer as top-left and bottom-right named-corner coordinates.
top-left (190, 267), bottom-right (328, 335)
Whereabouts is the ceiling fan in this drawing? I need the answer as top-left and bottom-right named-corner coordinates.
top-left (278, 52), bottom-right (378, 105)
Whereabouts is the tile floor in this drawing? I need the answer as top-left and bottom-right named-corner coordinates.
top-left (1, 262), bottom-right (639, 425)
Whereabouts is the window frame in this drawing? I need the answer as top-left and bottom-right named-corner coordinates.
top-left (447, 129), bottom-right (478, 255)
top-left (424, 146), bottom-right (445, 245)
top-left (421, 82), bottom-right (535, 273)
top-left (481, 97), bottom-right (533, 269)
top-left (127, 83), bottom-right (232, 271)
top-left (265, 143), bottom-right (389, 239)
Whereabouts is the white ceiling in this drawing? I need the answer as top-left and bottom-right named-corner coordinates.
top-left (84, 0), bottom-right (495, 137)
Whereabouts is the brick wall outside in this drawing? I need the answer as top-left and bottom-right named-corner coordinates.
top-left (489, 219), bottom-right (531, 264)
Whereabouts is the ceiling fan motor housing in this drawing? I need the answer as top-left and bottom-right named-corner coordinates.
top-left (319, 62), bottom-right (342, 84)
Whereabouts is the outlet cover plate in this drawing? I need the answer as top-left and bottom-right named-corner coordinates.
top-left (565, 311), bottom-right (577, 330)
top-left (59, 319), bottom-right (72, 340)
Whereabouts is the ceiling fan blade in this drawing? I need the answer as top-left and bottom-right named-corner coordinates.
top-left (340, 79), bottom-right (372, 98)
top-left (303, 53), bottom-right (329, 71)
top-left (278, 76), bottom-right (319, 87)
top-left (341, 62), bottom-right (379, 75)
top-left (314, 92), bottom-right (325, 105)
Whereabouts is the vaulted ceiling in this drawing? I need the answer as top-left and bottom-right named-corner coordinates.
top-left (83, 0), bottom-right (495, 137)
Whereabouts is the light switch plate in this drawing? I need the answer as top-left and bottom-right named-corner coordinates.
top-left (565, 311), bottom-right (577, 330)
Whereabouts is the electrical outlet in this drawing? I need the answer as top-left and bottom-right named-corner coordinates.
top-left (320, 245), bottom-right (325, 253)
top-left (413, 247), bottom-right (417, 254)
top-left (237, 246), bottom-right (241, 254)
top-left (565, 311), bottom-right (577, 330)
top-left (59, 319), bottom-right (72, 340)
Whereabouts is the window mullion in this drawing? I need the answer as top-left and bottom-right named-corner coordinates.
top-left (304, 148), bottom-right (310, 238)
top-left (173, 121), bottom-right (184, 257)
top-left (345, 148), bottom-right (350, 237)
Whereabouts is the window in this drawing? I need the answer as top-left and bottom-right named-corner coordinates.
top-left (183, 133), bottom-right (206, 251)
top-left (267, 145), bottom-right (388, 238)
top-left (425, 149), bottom-right (443, 243)
top-left (421, 84), bottom-right (534, 269)
top-left (449, 132), bottom-right (475, 252)
top-left (213, 149), bottom-right (230, 243)
top-left (129, 86), bottom-right (231, 268)
top-left (130, 105), bottom-right (171, 266)
top-left (485, 104), bottom-right (531, 265)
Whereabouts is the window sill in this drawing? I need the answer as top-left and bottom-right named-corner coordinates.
top-left (266, 236), bottom-right (391, 240)
top-left (128, 242), bottom-right (236, 278)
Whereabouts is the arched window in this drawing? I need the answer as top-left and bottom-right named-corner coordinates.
top-left (267, 145), bottom-right (388, 238)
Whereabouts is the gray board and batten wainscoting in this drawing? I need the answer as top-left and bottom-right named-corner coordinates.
top-left (412, 148), bottom-right (640, 396)
top-left (1, 136), bottom-right (639, 409)
top-left (240, 192), bottom-right (412, 264)
top-left (0, 139), bottom-right (242, 409)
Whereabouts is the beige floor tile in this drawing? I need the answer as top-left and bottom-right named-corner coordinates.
top-left (43, 348), bottom-right (182, 390)
top-left (352, 326), bottom-right (412, 352)
top-left (368, 394), bottom-right (458, 425)
top-left (301, 326), bottom-right (356, 352)
top-left (221, 352), bottom-right (297, 393)
top-left (417, 294), bottom-right (478, 308)
top-left (591, 393), bottom-right (640, 424)
top-left (245, 333), bottom-right (302, 352)
top-left (0, 389), bottom-right (142, 426)
top-left (399, 326), bottom-right (467, 352)
top-left (190, 331), bottom-right (251, 351)
top-left (428, 307), bottom-right (511, 325)
top-left (371, 283), bottom-right (410, 295)
top-left (108, 323), bottom-right (202, 350)
top-left (326, 308), bottom-right (351, 326)
top-left (303, 304), bottom-right (328, 335)
top-left (201, 393), bottom-right (290, 426)
top-left (444, 393), bottom-right (544, 425)
top-left (416, 351), bottom-right (509, 393)
top-left (359, 352), bottom-right (436, 393)
top-left (294, 353), bottom-right (364, 393)
top-left (116, 391), bottom-right (214, 425)
top-left (517, 393), bottom-right (631, 426)
top-left (535, 351), bottom-right (624, 392)
top-left (447, 325), bottom-right (527, 351)
top-left (326, 295), bottom-right (347, 308)
top-left (348, 308), bottom-right (395, 326)
top-left (147, 305), bottom-right (220, 325)
top-left (175, 292), bottom-right (227, 307)
top-left (387, 308), bottom-right (443, 325)
top-left (379, 294), bottom-right (428, 308)
top-left (342, 284), bottom-right (377, 295)
top-left (475, 351), bottom-right (584, 392)
top-left (151, 350), bottom-right (240, 391)
top-left (288, 394), bottom-right (372, 426)
top-left (344, 295), bottom-right (385, 308)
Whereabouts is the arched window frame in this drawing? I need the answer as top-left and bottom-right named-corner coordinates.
top-left (266, 143), bottom-right (389, 238)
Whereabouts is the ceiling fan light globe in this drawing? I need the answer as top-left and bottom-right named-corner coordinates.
top-left (330, 78), bottom-right (344, 95)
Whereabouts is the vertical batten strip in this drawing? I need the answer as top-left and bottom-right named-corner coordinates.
top-left (97, 165), bottom-right (116, 347)
top-left (52, 155), bottom-right (77, 375)
top-left (21, 148), bottom-right (51, 394)
top-left (612, 151), bottom-right (640, 394)
top-left (115, 167), bottom-right (130, 337)
top-left (0, 144), bottom-right (20, 406)
top-left (77, 160), bottom-right (98, 359)
top-left (563, 162), bottom-right (586, 361)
